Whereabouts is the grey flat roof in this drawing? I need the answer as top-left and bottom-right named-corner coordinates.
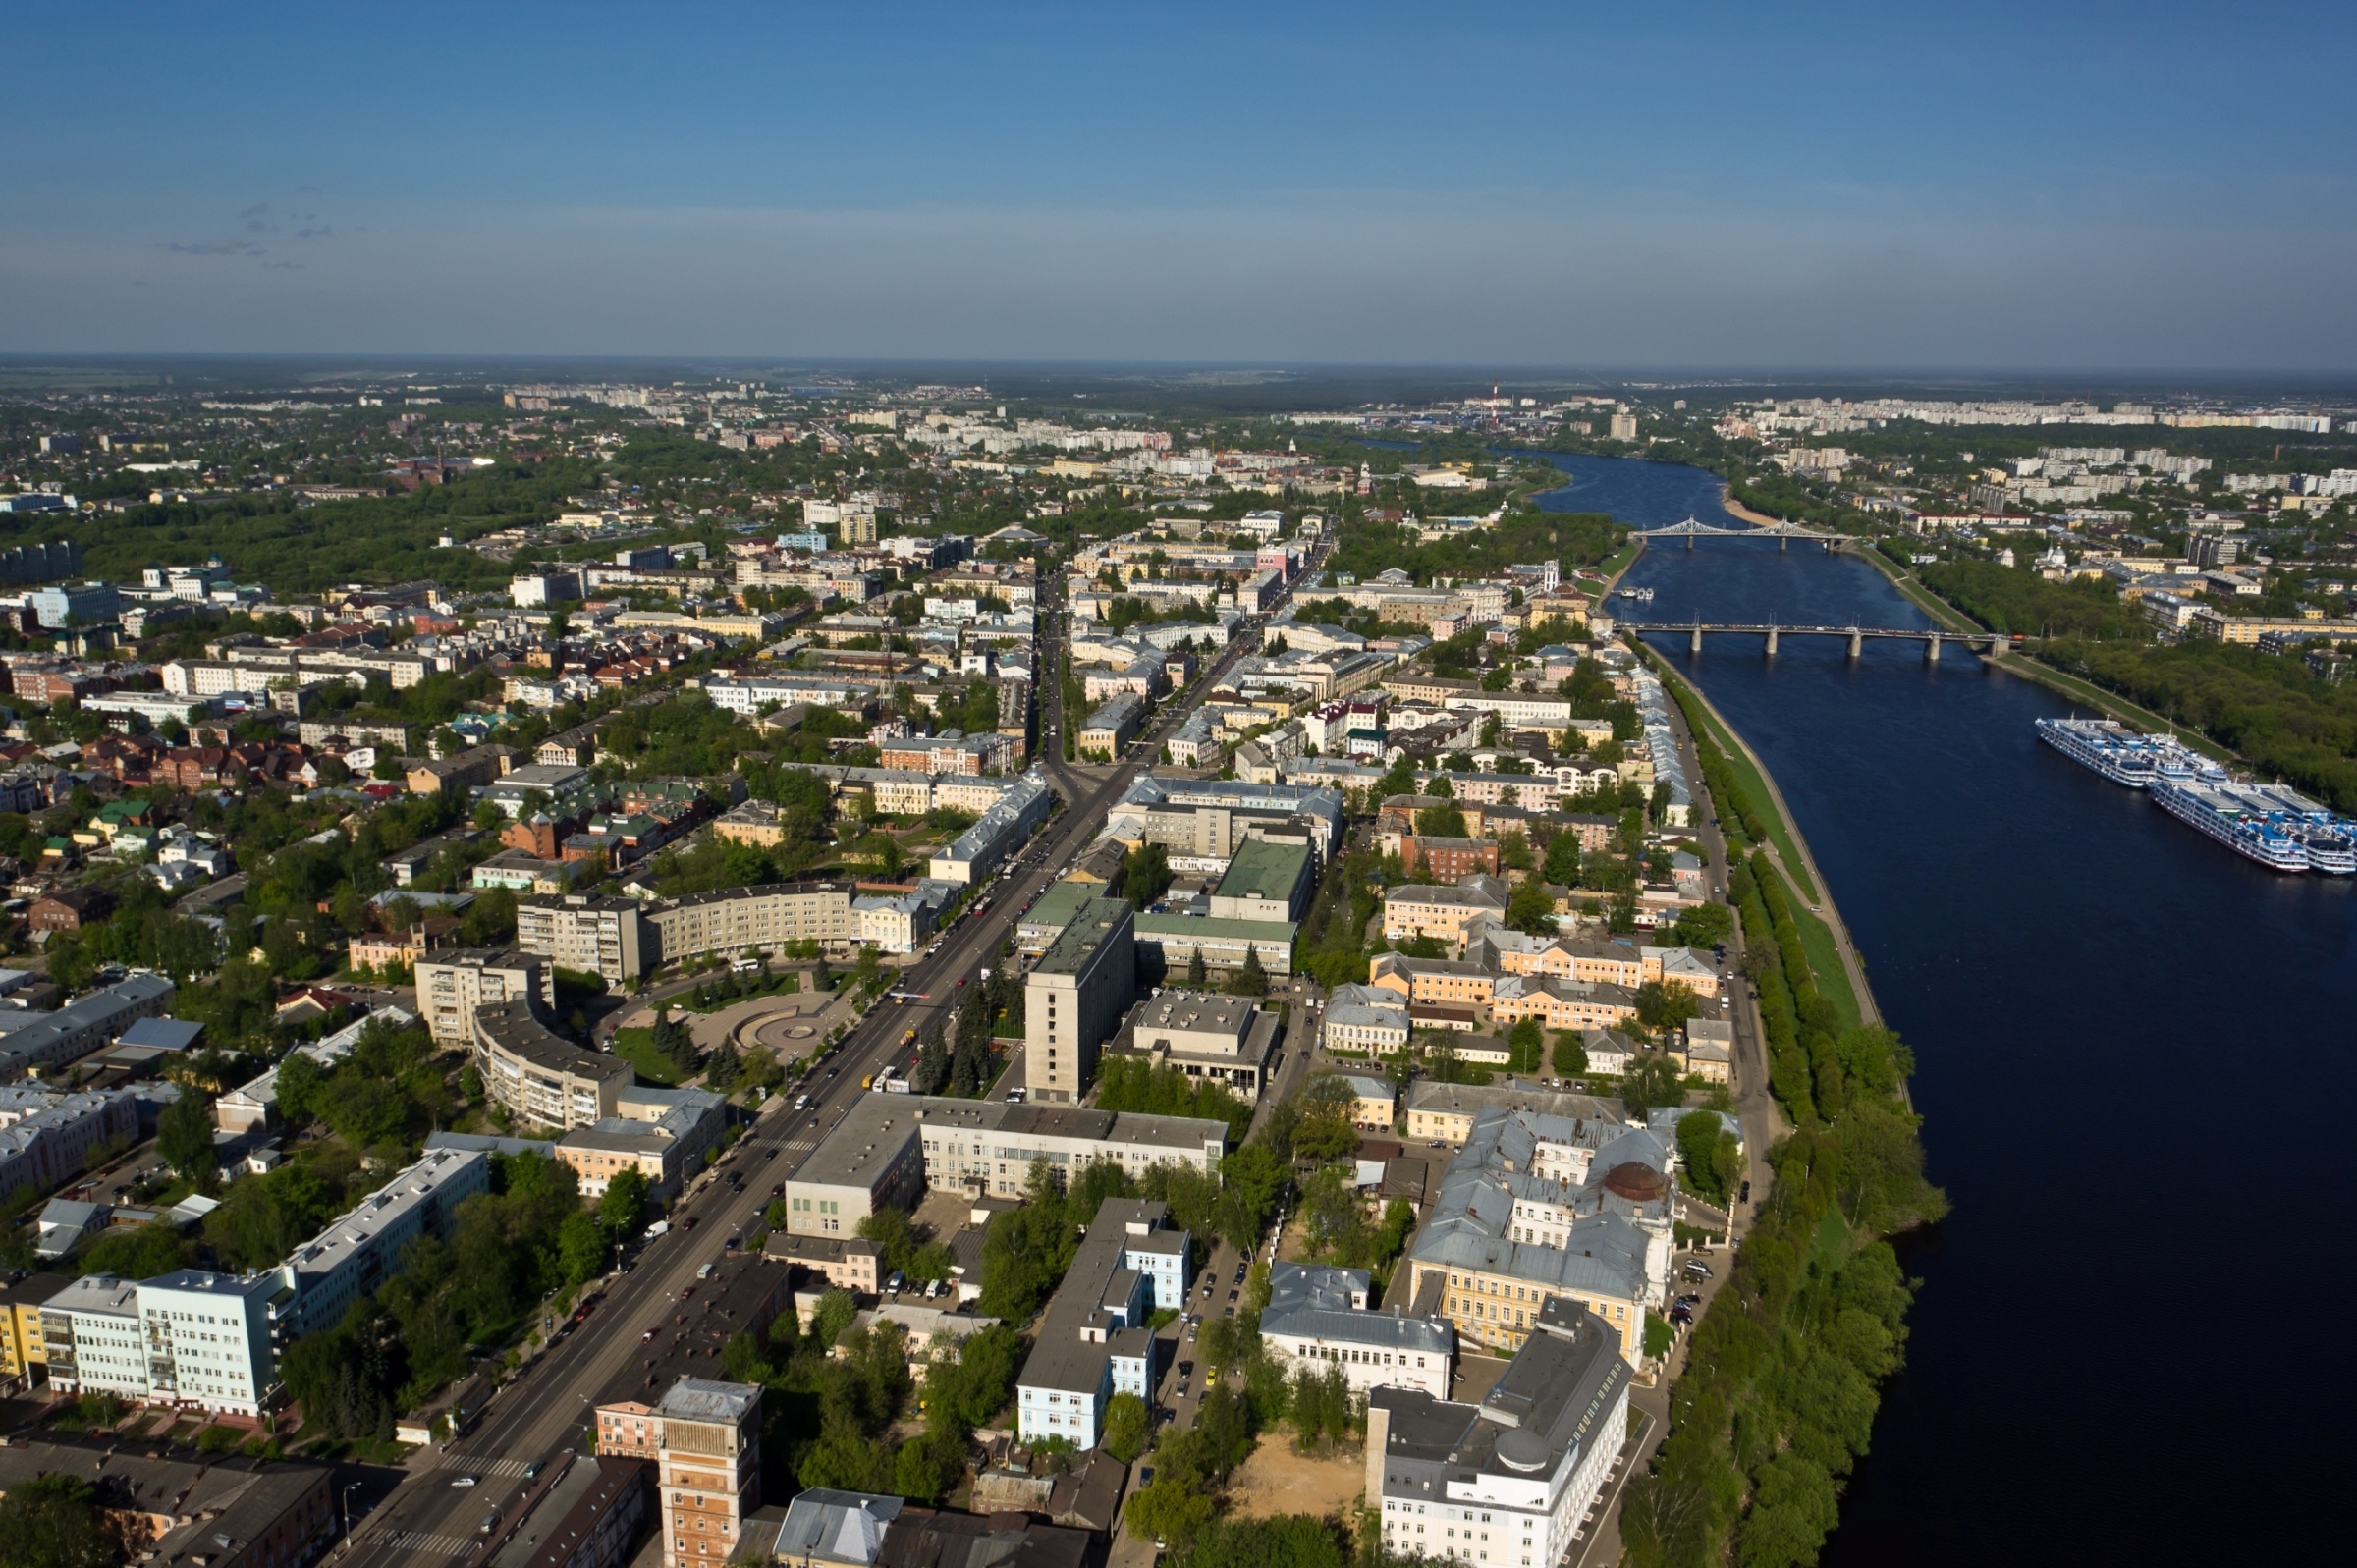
top-left (798, 1092), bottom-right (1229, 1192)
top-left (1033, 895), bottom-right (1130, 978)
top-left (477, 1000), bottom-right (633, 1085)
top-left (656, 1377), bottom-right (762, 1424)
top-left (1371, 1298), bottom-right (1627, 1488)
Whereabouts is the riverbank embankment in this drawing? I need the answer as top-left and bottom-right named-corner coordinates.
top-left (1639, 641), bottom-right (1883, 1033)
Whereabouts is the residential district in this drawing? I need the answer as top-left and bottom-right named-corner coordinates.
top-left (0, 372), bottom-right (1968, 1568)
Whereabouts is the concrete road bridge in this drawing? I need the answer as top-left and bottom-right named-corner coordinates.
top-left (1629, 621), bottom-right (2016, 660)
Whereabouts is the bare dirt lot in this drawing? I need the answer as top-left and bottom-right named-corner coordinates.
top-left (1224, 1432), bottom-right (1364, 1522)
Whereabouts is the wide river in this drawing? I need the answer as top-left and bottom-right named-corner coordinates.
top-left (1528, 453), bottom-right (2357, 1565)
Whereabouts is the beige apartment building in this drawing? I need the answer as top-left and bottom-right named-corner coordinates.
top-left (644, 882), bottom-right (856, 965)
top-left (518, 894), bottom-right (647, 983)
top-left (413, 949), bottom-right (553, 1047)
top-left (471, 1000), bottom-right (633, 1131)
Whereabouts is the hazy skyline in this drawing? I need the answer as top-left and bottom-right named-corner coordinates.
top-left (6, 2), bottom-right (2354, 368)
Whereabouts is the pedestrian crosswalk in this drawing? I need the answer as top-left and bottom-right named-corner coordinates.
top-left (364, 1529), bottom-right (474, 1558)
top-left (440, 1453), bottom-right (531, 1477)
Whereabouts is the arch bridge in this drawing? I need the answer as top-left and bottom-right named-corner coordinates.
top-left (1631, 621), bottom-right (2015, 661)
top-left (1634, 515), bottom-right (1850, 551)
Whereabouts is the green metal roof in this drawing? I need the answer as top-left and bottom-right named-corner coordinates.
top-left (1019, 879), bottom-right (1099, 932)
top-left (1212, 838), bottom-right (1311, 904)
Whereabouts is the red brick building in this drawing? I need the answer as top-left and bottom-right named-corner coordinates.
top-left (1398, 835), bottom-right (1500, 883)
top-left (30, 886), bottom-right (114, 933)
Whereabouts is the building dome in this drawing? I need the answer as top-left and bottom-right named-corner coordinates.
top-left (1602, 1162), bottom-right (1667, 1202)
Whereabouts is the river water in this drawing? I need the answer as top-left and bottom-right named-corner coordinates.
top-left (1530, 453), bottom-right (2357, 1565)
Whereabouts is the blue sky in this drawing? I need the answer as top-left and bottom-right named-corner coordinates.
top-left (4, 2), bottom-right (2354, 367)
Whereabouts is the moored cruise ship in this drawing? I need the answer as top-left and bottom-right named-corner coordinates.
top-left (2041, 717), bottom-right (2356, 874)
top-left (2147, 778), bottom-right (2357, 874)
top-left (2034, 717), bottom-right (2166, 787)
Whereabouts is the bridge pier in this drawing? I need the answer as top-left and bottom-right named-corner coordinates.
top-left (1925, 632), bottom-right (1942, 664)
top-left (1847, 630), bottom-right (1862, 659)
top-left (1686, 531), bottom-right (1694, 552)
top-left (1765, 627), bottom-right (1779, 656)
top-left (1690, 624), bottom-right (1703, 655)
top-left (1778, 535), bottom-right (1787, 553)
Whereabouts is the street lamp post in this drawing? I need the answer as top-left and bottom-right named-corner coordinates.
top-left (342, 1481), bottom-right (362, 1541)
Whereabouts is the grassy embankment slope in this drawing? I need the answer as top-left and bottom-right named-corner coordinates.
top-left (1619, 647), bottom-right (1943, 1568)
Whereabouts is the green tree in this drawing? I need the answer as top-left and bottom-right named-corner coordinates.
top-left (1634, 981), bottom-right (1701, 1037)
top-left (600, 1166), bottom-right (649, 1233)
top-left (0, 1473), bottom-right (117, 1568)
top-left (156, 1090), bottom-right (218, 1183)
top-left (1673, 1111), bottom-right (1743, 1208)
top-left (1552, 1030), bottom-right (1589, 1076)
top-left (1290, 1076), bottom-right (1360, 1165)
top-left (812, 1289), bottom-right (858, 1348)
top-left (892, 1438), bottom-right (944, 1504)
top-left (1507, 876), bottom-right (1558, 935)
top-left (558, 1211), bottom-right (607, 1286)
top-left (1186, 948), bottom-right (1207, 988)
top-left (1414, 801), bottom-right (1467, 838)
top-left (1126, 1478), bottom-right (1216, 1546)
top-left (1672, 900), bottom-right (1734, 949)
top-left (1102, 1391), bottom-right (1149, 1463)
top-left (1228, 946), bottom-right (1267, 998)
top-left (1620, 1051), bottom-right (1686, 1115)
top-left (1120, 842), bottom-right (1174, 907)
top-left (1507, 1016), bottom-right (1544, 1073)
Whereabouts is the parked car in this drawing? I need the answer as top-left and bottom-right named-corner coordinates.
top-left (1681, 1259), bottom-right (1714, 1281)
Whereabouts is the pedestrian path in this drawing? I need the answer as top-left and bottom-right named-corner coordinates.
top-left (363, 1529), bottom-right (475, 1558)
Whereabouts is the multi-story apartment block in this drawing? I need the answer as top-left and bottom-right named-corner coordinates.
top-left (277, 1148), bottom-right (492, 1335)
top-left (1321, 983), bottom-right (1411, 1056)
top-left (1368, 954), bottom-right (1498, 1009)
top-left (0, 1271), bottom-right (69, 1390)
top-left (0, 1085), bottom-right (141, 1201)
top-left (472, 1000), bottom-right (634, 1131)
top-left (1397, 836), bottom-right (1501, 883)
top-left (927, 771), bottom-right (1051, 884)
top-left (645, 883), bottom-right (855, 964)
top-left (1382, 877), bottom-right (1508, 948)
top-left (554, 1085), bottom-right (730, 1200)
top-left (519, 894), bottom-right (647, 983)
top-left (40, 1270), bottom-right (287, 1418)
top-left (413, 949), bottom-right (554, 1048)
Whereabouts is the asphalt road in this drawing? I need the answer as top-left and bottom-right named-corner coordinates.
top-left (343, 536), bottom-right (1330, 1564)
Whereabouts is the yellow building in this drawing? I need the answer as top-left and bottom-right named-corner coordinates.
top-left (0, 1273), bottom-right (72, 1389)
top-left (1408, 1254), bottom-right (1645, 1363)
